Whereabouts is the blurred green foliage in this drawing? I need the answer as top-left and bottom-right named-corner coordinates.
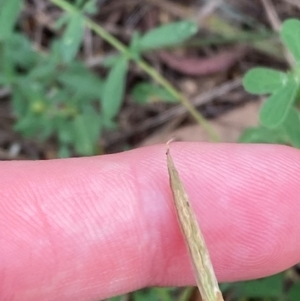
top-left (0, 0), bottom-right (198, 156)
top-left (241, 19), bottom-right (300, 148)
top-left (108, 272), bottom-right (300, 301)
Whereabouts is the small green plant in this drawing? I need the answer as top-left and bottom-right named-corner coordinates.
top-left (241, 19), bottom-right (300, 148)
top-left (1, 0), bottom-right (212, 157)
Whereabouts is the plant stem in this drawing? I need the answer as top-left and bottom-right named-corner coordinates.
top-left (50, 0), bottom-right (220, 142)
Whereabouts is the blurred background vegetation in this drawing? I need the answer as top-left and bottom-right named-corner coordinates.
top-left (1, 0), bottom-right (300, 300)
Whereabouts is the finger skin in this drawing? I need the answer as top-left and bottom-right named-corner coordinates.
top-left (0, 143), bottom-right (300, 301)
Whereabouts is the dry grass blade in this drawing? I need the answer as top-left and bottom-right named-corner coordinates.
top-left (166, 145), bottom-right (224, 301)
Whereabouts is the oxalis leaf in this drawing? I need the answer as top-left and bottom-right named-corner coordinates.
top-left (243, 67), bottom-right (288, 95)
top-left (281, 19), bottom-right (300, 63)
top-left (138, 21), bottom-right (198, 51)
top-left (259, 77), bottom-right (299, 128)
top-left (166, 145), bottom-right (224, 301)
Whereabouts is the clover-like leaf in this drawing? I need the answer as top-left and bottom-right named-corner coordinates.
top-left (259, 77), bottom-right (299, 128)
top-left (238, 126), bottom-right (287, 145)
top-left (243, 67), bottom-right (288, 95)
top-left (281, 108), bottom-right (300, 148)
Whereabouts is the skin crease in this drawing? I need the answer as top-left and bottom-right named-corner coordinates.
top-left (0, 142), bottom-right (300, 301)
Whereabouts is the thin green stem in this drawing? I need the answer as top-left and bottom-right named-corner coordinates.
top-left (50, 0), bottom-right (220, 142)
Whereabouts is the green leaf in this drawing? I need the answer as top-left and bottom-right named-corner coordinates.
top-left (61, 13), bottom-right (85, 63)
top-left (28, 61), bottom-right (56, 82)
top-left (281, 108), bottom-right (300, 148)
top-left (11, 86), bottom-right (27, 116)
top-left (133, 288), bottom-right (175, 301)
top-left (37, 116), bottom-right (54, 142)
top-left (288, 282), bottom-right (300, 301)
top-left (83, 0), bottom-right (98, 15)
top-left (14, 112), bottom-right (40, 137)
top-left (75, 0), bottom-right (86, 8)
top-left (5, 34), bottom-right (38, 69)
top-left (129, 31), bottom-right (142, 60)
top-left (72, 112), bottom-right (102, 156)
top-left (219, 283), bottom-right (232, 293)
top-left (232, 273), bottom-right (284, 299)
top-left (101, 54), bottom-right (121, 68)
top-left (102, 56), bottom-right (128, 122)
top-left (259, 78), bottom-right (299, 128)
top-left (49, 40), bottom-right (63, 64)
top-left (57, 118), bottom-right (74, 144)
top-left (138, 21), bottom-right (198, 51)
top-left (16, 78), bottom-right (44, 103)
top-left (0, 0), bottom-right (22, 40)
top-left (281, 19), bottom-right (300, 63)
top-left (0, 42), bottom-right (15, 84)
top-left (58, 63), bottom-right (103, 100)
top-left (54, 13), bottom-right (69, 30)
top-left (243, 67), bottom-right (288, 94)
top-left (58, 144), bottom-right (71, 158)
top-left (132, 82), bottom-right (178, 104)
top-left (107, 295), bottom-right (123, 301)
top-left (239, 126), bottom-right (288, 144)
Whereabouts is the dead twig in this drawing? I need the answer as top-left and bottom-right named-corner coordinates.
top-left (167, 146), bottom-right (224, 301)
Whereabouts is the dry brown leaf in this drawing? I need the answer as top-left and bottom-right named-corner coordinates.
top-left (166, 146), bottom-right (224, 301)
